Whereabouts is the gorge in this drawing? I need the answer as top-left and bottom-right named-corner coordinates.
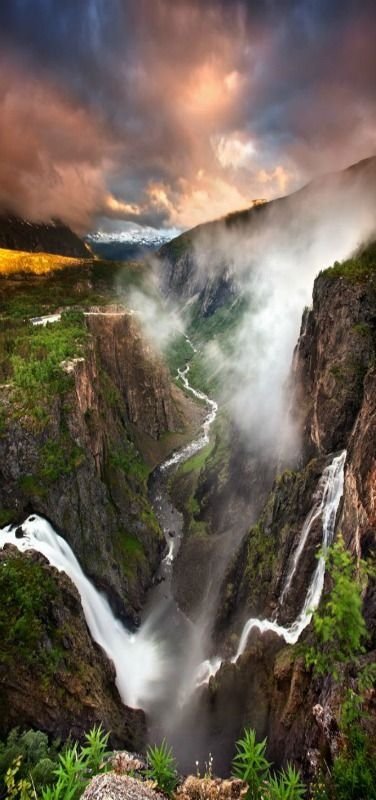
top-left (0, 160), bottom-right (375, 787)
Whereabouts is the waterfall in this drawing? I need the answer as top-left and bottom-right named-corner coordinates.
top-left (0, 515), bottom-right (165, 709)
top-left (0, 357), bottom-right (219, 715)
top-left (195, 449), bottom-right (346, 681)
top-left (234, 449), bottom-right (346, 656)
top-left (280, 451), bottom-right (347, 604)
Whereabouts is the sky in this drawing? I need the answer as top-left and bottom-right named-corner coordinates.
top-left (0, 0), bottom-right (375, 233)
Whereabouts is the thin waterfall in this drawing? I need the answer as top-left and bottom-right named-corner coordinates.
top-left (235, 449), bottom-right (346, 654)
top-left (196, 450), bottom-right (346, 683)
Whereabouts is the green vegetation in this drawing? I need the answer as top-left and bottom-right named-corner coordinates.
top-left (11, 310), bottom-right (87, 402)
top-left (109, 445), bottom-right (149, 485)
top-left (320, 241), bottom-right (376, 283)
top-left (39, 437), bottom-right (85, 483)
top-left (177, 441), bottom-right (214, 477)
top-left (115, 530), bottom-right (147, 581)
top-left (0, 508), bottom-right (15, 526)
top-left (305, 536), bottom-right (367, 678)
top-left (0, 726), bottom-right (110, 800)
top-left (146, 740), bottom-right (178, 796)
top-left (0, 554), bottom-right (61, 672)
top-left (0, 729), bottom-right (60, 794)
top-left (232, 729), bottom-right (271, 799)
top-left (232, 729), bottom-right (305, 800)
top-left (41, 725), bottom-right (110, 800)
top-left (306, 537), bottom-right (376, 799)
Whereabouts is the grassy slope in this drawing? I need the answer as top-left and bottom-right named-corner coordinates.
top-left (0, 248), bottom-right (89, 275)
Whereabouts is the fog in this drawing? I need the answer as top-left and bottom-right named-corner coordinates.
top-left (185, 161), bottom-right (376, 462)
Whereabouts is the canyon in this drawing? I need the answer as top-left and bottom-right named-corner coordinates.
top-left (0, 159), bottom-right (375, 787)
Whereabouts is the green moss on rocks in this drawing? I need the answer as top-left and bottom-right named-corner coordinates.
top-left (320, 240), bottom-right (376, 283)
top-left (0, 554), bottom-right (62, 674)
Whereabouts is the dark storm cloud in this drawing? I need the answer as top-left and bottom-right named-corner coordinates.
top-left (0, 0), bottom-right (375, 230)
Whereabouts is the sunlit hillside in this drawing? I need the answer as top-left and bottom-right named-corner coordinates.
top-left (0, 248), bottom-right (91, 275)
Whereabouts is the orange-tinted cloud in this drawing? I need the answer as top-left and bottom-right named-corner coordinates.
top-left (0, 0), bottom-right (375, 232)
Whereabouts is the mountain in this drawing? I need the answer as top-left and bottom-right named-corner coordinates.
top-left (0, 214), bottom-right (92, 259)
top-left (158, 156), bottom-right (376, 316)
top-left (87, 226), bottom-right (178, 261)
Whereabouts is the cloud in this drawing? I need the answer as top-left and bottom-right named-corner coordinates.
top-left (212, 134), bottom-right (256, 170)
top-left (0, 0), bottom-right (375, 231)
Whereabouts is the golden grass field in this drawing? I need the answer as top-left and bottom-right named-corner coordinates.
top-left (0, 248), bottom-right (90, 275)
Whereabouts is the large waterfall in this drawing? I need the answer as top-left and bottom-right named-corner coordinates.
top-left (0, 358), bottom-right (218, 715)
top-left (0, 515), bottom-right (164, 709)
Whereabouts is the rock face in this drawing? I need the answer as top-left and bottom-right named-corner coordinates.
top-left (0, 309), bottom-right (199, 625)
top-left (86, 311), bottom-right (185, 439)
top-left (0, 547), bottom-right (145, 750)
top-left (0, 214), bottom-right (92, 259)
top-left (293, 271), bottom-right (376, 460)
top-left (205, 243), bottom-right (376, 773)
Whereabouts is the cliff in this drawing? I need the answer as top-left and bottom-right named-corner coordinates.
top-left (0, 546), bottom-right (144, 750)
top-left (0, 214), bottom-right (92, 259)
top-left (203, 241), bottom-right (376, 772)
top-left (0, 308), bottom-right (201, 625)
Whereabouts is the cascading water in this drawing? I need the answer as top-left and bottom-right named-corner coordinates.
top-left (196, 449), bottom-right (346, 682)
top-left (0, 515), bottom-right (164, 709)
top-left (0, 351), bottom-right (218, 723)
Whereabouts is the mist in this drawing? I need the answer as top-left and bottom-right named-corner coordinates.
top-left (187, 162), bottom-right (376, 463)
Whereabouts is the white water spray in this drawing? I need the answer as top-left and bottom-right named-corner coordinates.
top-left (0, 515), bottom-right (164, 709)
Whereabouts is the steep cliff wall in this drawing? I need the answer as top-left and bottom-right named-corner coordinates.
top-left (0, 308), bottom-right (200, 625)
top-left (205, 241), bottom-right (376, 772)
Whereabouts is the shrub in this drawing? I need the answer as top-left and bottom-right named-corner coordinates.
top-left (305, 536), bottom-right (367, 678)
top-left (145, 740), bottom-right (178, 796)
top-left (41, 725), bottom-right (110, 800)
top-left (232, 729), bottom-right (271, 800)
top-left (266, 764), bottom-right (306, 799)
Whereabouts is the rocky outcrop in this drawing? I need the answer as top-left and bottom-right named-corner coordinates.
top-left (0, 547), bottom-right (145, 749)
top-left (83, 771), bottom-right (247, 800)
top-left (0, 214), bottom-right (92, 259)
top-left (293, 271), bottom-right (376, 460)
top-left (86, 310), bottom-right (185, 439)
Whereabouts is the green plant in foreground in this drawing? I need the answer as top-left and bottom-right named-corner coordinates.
top-left (41, 725), bottom-right (110, 800)
top-left (232, 729), bottom-right (271, 800)
top-left (266, 764), bottom-right (306, 799)
top-left (145, 740), bottom-right (178, 796)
